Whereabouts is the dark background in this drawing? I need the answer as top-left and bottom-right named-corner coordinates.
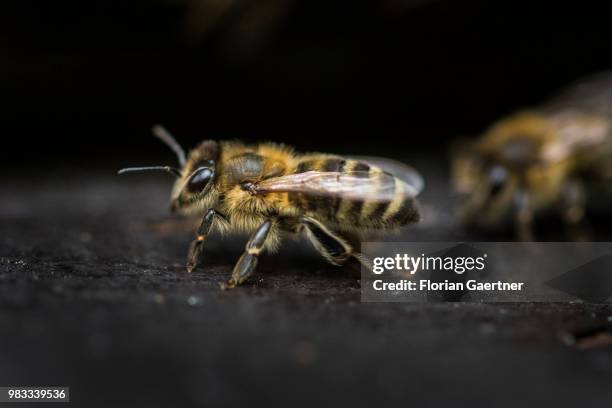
top-left (3, 0), bottom-right (612, 168)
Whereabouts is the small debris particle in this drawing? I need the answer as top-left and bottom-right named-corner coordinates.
top-left (559, 328), bottom-right (612, 350)
top-left (187, 296), bottom-right (202, 306)
top-left (576, 331), bottom-right (612, 350)
top-left (558, 331), bottom-right (576, 347)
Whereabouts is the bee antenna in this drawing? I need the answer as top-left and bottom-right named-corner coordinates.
top-left (117, 166), bottom-right (182, 177)
top-left (152, 124), bottom-right (186, 167)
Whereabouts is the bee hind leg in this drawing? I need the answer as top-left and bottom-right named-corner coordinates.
top-left (559, 178), bottom-right (591, 241)
top-left (300, 216), bottom-right (370, 273)
top-left (186, 208), bottom-right (226, 272)
top-left (513, 190), bottom-right (535, 241)
top-left (222, 219), bottom-right (274, 289)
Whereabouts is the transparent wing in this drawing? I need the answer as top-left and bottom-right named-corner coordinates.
top-left (539, 110), bottom-right (612, 163)
top-left (253, 170), bottom-right (418, 201)
top-left (349, 156), bottom-right (424, 195)
top-left (542, 71), bottom-right (612, 118)
top-left (538, 73), bottom-right (612, 163)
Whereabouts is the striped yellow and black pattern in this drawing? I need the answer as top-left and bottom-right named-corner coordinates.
top-left (289, 156), bottom-right (419, 230)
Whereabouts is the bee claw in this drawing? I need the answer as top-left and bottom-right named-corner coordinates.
top-left (186, 262), bottom-right (196, 273)
top-left (220, 279), bottom-right (237, 290)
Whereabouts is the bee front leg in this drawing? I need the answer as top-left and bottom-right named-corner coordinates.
top-left (186, 208), bottom-right (226, 272)
top-left (559, 178), bottom-right (591, 241)
top-left (222, 219), bottom-right (273, 289)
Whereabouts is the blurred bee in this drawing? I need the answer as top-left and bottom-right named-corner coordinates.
top-left (120, 126), bottom-right (422, 288)
top-left (453, 72), bottom-right (612, 240)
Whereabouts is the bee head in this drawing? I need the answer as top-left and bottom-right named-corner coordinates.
top-left (452, 112), bottom-right (555, 228)
top-left (453, 150), bottom-right (517, 227)
top-left (170, 140), bottom-right (220, 213)
top-left (118, 125), bottom-right (220, 213)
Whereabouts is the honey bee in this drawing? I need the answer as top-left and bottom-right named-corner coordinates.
top-left (120, 126), bottom-right (423, 288)
top-left (453, 72), bottom-right (612, 240)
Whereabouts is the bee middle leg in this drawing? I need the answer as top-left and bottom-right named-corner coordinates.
top-left (222, 219), bottom-right (274, 289)
top-left (558, 178), bottom-right (591, 241)
top-left (514, 190), bottom-right (535, 241)
top-left (186, 208), bottom-right (226, 272)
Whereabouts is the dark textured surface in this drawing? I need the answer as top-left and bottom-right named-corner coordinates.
top-left (1, 159), bottom-right (612, 408)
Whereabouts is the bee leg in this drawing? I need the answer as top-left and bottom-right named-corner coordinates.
top-left (514, 190), bottom-right (535, 241)
top-left (186, 208), bottom-right (226, 272)
top-left (222, 219), bottom-right (273, 289)
top-left (559, 179), bottom-right (591, 241)
top-left (299, 217), bottom-right (370, 272)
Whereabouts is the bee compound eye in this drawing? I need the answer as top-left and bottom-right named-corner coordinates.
top-left (488, 165), bottom-right (507, 196)
top-left (187, 167), bottom-right (214, 193)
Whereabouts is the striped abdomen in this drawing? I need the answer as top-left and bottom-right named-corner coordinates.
top-left (289, 156), bottom-right (419, 229)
